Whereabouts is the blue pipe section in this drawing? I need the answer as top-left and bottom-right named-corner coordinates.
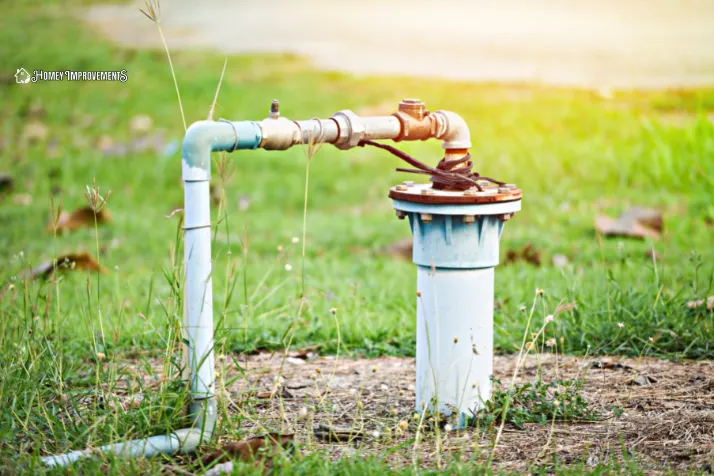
top-left (181, 120), bottom-right (262, 181)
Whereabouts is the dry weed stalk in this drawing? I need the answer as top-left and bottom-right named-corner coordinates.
top-left (140, 0), bottom-right (187, 131)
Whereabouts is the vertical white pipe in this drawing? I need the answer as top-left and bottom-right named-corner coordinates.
top-left (416, 266), bottom-right (494, 423)
top-left (183, 180), bottom-right (215, 399)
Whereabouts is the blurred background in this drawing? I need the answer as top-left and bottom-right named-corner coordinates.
top-left (87, 0), bottom-right (714, 88)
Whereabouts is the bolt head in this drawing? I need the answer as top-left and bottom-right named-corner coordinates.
top-left (396, 185), bottom-right (408, 191)
top-left (500, 213), bottom-right (513, 222)
top-left (420, 213), bottom-right (432, 223)
top-left (505, 183), bottom-right (517, 189)
top-left (462, 215), bottom-right (476, 224)
top-left (498, 187), bottom-right (510, 194)
top-left (421, 188), bottom-right (435, 196)
top-left (403, 180), bottom-right (415, 187)
top-left (463, 189), bottom-right (477, 196)
top-left (395, 209), bottom-right (407, 220)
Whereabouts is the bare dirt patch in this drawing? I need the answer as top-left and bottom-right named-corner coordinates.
top-left (119, 352), bottom-right (713, 472)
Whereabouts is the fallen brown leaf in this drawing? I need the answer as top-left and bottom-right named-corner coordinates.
top-left (201, 433), bottom-right (295, 467)
top-left (595, 206), bottom-right (662, 239)
top-left (50, 206), bottom-right (112, 233)
top-left (504, 243), bottom-right (542, 266)
top-left (25, 252), bottom-right (108, 279)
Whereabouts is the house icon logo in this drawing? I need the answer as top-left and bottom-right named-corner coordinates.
top-left (15, 68), bottom-right (31, 84)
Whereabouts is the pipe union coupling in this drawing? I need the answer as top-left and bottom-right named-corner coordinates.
top-left (258, 118), bottom-right (301, 150)
top-left (331, 110), bottom-right (365, 150)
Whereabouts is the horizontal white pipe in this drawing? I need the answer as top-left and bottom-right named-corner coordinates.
top-left (41, 401), bottom-right (217, 467)
top-left (416, 266), bottom-right (494, 424)
top-left (360, 115), bottom-right (402, 140)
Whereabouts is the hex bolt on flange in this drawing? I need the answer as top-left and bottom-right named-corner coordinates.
top-left (462, 215), bottom-right (476, 224)
top-left (420, 213), bottom-right (433, 223)
top-left (395, 209), bottom-right (407, 220)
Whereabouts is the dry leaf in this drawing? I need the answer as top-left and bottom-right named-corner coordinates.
top-left (313, 423), bottom-right (365, 442)
top-left (201, 433), bottom-right (295, 467)
top-left (686, 296), bottom-right (714, 311)
top-left (595, 207), bottom-right (662, 239)
top-left (25, 252), bottom-right (108, 279)
top-left (50, 206), bottom-right (112, 233)
top-left (504, 243), bottom-right (541, 266)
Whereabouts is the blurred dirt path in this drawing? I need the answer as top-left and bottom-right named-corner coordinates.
top-left (86, 0), bottom-right (714, 89)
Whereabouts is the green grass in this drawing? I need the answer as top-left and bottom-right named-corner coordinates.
top-left (0, 0), bottom-right (713, 473)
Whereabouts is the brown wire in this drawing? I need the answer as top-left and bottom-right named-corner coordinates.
top-left (357, 139), bottom-right (505, 191)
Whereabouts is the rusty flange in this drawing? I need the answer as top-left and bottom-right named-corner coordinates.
top-left (388, 182), bottom-right (522, 205)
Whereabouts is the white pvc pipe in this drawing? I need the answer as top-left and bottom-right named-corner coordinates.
top-left (416, 266), bottom-right (494, 423)
top-left (183, 180), bottom-right (215, 399)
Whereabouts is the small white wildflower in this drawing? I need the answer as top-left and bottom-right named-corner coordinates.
top-left (519, 306), bottom-right (527, 312)
top-left (545, 338), bottom-right (556, 347)
top-left (291, 237), bottom-right (299, 244)
top-left (330, 307), bottom-right (338, 314)
top-left (407, 384), bottom-right (416, 392)
top-left (617, 322), bottom-right (624, 329)
top-left (371, 430), bottom-right (381, 439)
top-left (284, 264), bottom-right (292, 271)
top-left (114, 265), bottom-right (119, 271)
top-left (277, 245), bottom-right (284, 252)
top-left (444, 424), bottom-right (453, 433)
top-left (398, 420), bottom-right (408, 431)
top-left (544, 314), bottom-right (554, 324)
top-left (380, 384), bottom-right (388, 392)
top-left (298, 407), bottom-right (308, 417)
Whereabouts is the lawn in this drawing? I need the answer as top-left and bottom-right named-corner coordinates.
top-left (0, 0), bottom-right (713, 474)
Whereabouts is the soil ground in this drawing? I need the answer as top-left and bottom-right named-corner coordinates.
top-left (120, 351), bottom-right (714, 473)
